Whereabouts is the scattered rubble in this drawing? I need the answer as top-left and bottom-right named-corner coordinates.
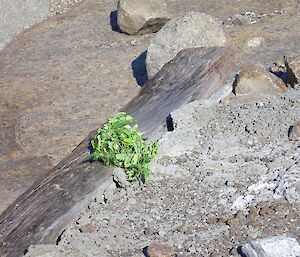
top-left (223, 10), bottom-right (286, 27)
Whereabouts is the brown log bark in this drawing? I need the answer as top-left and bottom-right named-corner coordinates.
top-left (0, 47), bottom-right (235, 257)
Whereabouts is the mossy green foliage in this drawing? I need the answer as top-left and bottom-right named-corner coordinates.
top-left (90, 112), bottom-right (158, 182)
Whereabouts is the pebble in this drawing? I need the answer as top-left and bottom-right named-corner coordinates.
top-left (188, 245), bottom-right (196, 253)
top-left (79, 223), bottom-right (96, 233)
top-left (147, 242), bottom-right (176, 257)
top-left (206, 214), bottom-right (218, 224)
top-left (288, 121), bottom-right (300, 141)
top-left (248, 206), bottom-right (260, 220)
top-left (128, 197), bottom-right (137, 205)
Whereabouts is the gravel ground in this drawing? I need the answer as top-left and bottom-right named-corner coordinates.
top-left (50, 0), bottom-right (83, 15)
top-left (26, 87), bottom-right (300, 257)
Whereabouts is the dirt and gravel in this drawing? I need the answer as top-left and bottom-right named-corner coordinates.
top-left (50, 0), bottom-right (83, 15)
top-left (25, 86), bottom-right (300, 257)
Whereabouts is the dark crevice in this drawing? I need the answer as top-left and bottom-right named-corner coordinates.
top-left (56, 229), bottom-right (65, 245)
top-left (166, 114), bottom-right (174, 131)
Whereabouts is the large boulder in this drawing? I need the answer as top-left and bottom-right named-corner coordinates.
top-left (146, 12), bottom-right (226, 78)
top-left (0, 0), bottom-right (50, 51)
top-left (117, 0), bottom-right (170, 35)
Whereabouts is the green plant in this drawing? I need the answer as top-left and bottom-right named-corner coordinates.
top-left (90, 112), bottom-right (158, 182)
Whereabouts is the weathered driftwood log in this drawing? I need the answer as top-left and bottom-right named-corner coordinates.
top-left (0, 47), bottom-right (235, 257)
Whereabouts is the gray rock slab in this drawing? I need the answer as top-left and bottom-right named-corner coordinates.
top-left (241, 236), bottom-right (300, 257)
top-left (0, 0), bottom-right (50, 51)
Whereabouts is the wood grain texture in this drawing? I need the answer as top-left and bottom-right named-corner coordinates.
top-left (0, 47), bottom-right (235, 257)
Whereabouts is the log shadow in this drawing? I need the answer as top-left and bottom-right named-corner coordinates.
top-left (109, 10), bottom-right (122, 33)
top-left (132, 51), bottom-right (148, 87)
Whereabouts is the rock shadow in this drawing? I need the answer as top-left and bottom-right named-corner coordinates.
top-left (109, 10), bottom-right (122, 33)
top-left (132, 51), bottom-right (148, 87)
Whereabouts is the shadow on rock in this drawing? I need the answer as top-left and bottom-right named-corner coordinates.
top-left (131, 51), bottom-right (148, 87)
top-left (109, 10), bottom-right (122, 33)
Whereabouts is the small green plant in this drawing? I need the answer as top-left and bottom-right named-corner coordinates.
top-left (90, 112), bottom-right (158, 182)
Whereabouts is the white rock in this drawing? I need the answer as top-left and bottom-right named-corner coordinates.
top-left (117, 0), bottom-right (170, 35)
top-left (146, 12), bottom-right (226, 78)
top-left (274, 167), bottom-right (300, 203)
top-left (247, 37), bottom-right (263, 47)
top-left (241, 236), bottom-right (300, 257)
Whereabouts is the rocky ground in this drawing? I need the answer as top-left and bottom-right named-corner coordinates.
top-left (26, 85), bottom-right (300, 257)
top-left (1, 0), bottom-right (300, 256)
top-left (1, 0), bottom-right (300, 212)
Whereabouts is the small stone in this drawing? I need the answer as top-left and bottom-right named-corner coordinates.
top-left (147, 242), bottom-right (175, 257)
top-left (247, 37), bottom-right (263, 48)
top-left (127, 197), bottom-right (137, 205)
top-left (226, 218), bottom-right (237, 227)
top-left (259, 206), bottom-right (273, 216)
top-left (117, 0), bottom-right (170, 35)
top-left (103, 182), bottom-right (117, 203)
top-left (225, 180), bottom-right (235, 187)
top-left (206, 214), bottom-right (218, 224)
top-left (79, 223), bottom-right (96, 233)
top-left (188, 245), bottom-right (196, 254)
top-left (234, 65), bottom-right (287, 97)
top-left (217, 216), bottom-right (226, 225)
top-left (158, 229), bottom-right (166, 237)
top-left (248, 205), bottom-right (260, 220)
top-left (229, 247), bottom-right (239, 255)
top-left (144, 225), bottom-right (159, 236)
top-left (113, 167), bottom-right (131, 189)
top-left (288, 121), bottom-right (300, 141)
top-left (240, 235), bottom-right (300, 257)
top-left (234, 210), bottom-right (244, 220)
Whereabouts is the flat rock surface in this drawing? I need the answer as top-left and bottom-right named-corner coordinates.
top-left (1, 0), bottom-right (300, 214)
